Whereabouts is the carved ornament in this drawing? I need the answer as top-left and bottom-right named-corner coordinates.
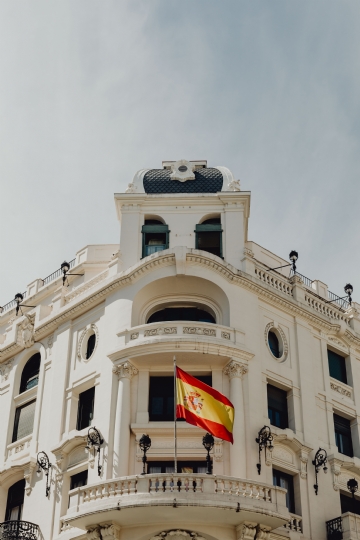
top-left (169, 160), bottom-right (196, 182)
top-left (223, 360), bottom-right (248, 379)
top-left (113, 361), bottom-right (138, 380)
top-left (228, 178), bottom-right (241, 191)
top-left (236, 522), bottom-right (257, 540)
top-left (183, 327), bottom-right (216, 337)
top-left (150, 532), bottom-right (205, 540)
top-left (330, 381), bottom-right (352, 398)
top-left (0, 358), bottom-right (14, 382)
top-left (264, 322), bottom-right (288, 362)
top-left (221, 331), bottom-right (231, 339)
top-left (17, 314), bottom-right (35, 349)
top-left (144, 327), bottom-right (177, 337)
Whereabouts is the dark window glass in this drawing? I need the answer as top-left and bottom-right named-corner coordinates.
top-left (20, 353), bottom-right (41, 393)
top-left (142, 222), bottom-right (169, 257)
top-left (334, 414), bottom-right (353, 457)
top-left (268, 384), bottom-right (288, 429)
top-left (147, 307), bottom-right (215, 324)
top-left (195, 219), bottom-right (222, 258)
top-left (268, 331), bottom-right (280, 358)
top-left (340, 492), bottom-right (360, 515)
top-left (77, 387), bottom-right (95, 431)
top-left (5, 479), bottom-right (25, 521)
top-left (149, 375), bottom-right (212, 421)
top-left (273, 469), bottom-right (295, 513)
top-left (86, 333), bottom-right (96, 359)
top-left (12, 400), bottom-right (36, 442)
top-left (328, 350), bottom-right (347, 384)
top-left (70, 470), bottom-right (88, 490)
top-left (148, 461), bottom-right (208, 474)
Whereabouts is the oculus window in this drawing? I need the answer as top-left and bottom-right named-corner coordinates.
top-left (334, 414), bottom-right (353, 457)
top-left (328, 350), bottom-right (347, 384)
top-left (85, 333), bottom-right (96, 360)
top-left (267, 384), bottom-right (289, 429)
top-left (142, 220), bottom-right (169, 258)
top-left (77, 387), bottom-right (95, 431)
top-left (195, 218), bottom-right (222, 258)
top-left (268, 331), bottom-right (280, 358)
top-left (149, 375), bottom-right (212, 421)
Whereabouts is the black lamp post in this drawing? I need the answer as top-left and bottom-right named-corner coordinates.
top-left (256, 425), bottom-right (274, 475)
top-left (85, 427), bottom-right (104, 476)
top-left (266, 251), bottom-right (299, 274)
top-left (14, 293), bottom-right (36, 317)
top-left (312, 448), bottom-right (328, 495)
top-left (347, 478), bottom-right (358, 514)
top-left (36, 451), bottom-right (52, 497)
top-left (326, 283), bottom-right (354, 307)
top-left (139, 434), bottom-right (151, 475)
top-left (61, 261), bottom-right (84, 286)
top-left (202, 433), bottom-right (214, 474)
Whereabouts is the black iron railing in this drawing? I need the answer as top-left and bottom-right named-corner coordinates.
top-left (43, 258), bottom-right (75, 286)
top-left (0, 292), bottom-right (27, 314)
top-left (0, 521), bottom-right (39, 540)
top-left (326, 517), bottom-right (343, 540)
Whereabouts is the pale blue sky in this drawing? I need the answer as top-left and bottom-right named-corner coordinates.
top-left (0, 0), bottom-right (359, 304)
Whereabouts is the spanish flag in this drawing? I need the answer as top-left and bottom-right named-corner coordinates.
top-left (176, 367), bottom-right (234, 443)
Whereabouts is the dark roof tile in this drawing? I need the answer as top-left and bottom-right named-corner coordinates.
top-left (143, 168), bottom-right (223, 193)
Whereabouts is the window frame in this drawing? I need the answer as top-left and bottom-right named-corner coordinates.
top-left (5, 479), bottom-right (26, 521)
top-left (76, 387), bottom-right (95, 431)
top-left (267, 384), bottom-right (289, 430)
top-left (12, 399), bottom-right (37, 443)
top-left (142, 223), bottom-right (170, 258)
top-left (328, 349), bottom-right (348, 385)
top-left (195, 223), bottom-right (223, 258)
top-left (272, 468), bottom-right (295, 513)
top-left (334, 413), bottom-right (353, 457)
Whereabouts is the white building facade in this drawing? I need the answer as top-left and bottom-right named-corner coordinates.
top-left (1, 159), bottom-right (360, 540)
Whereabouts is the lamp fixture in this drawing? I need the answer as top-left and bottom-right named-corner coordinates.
top-left (202, 433), bottom-right (214, 475)
top-left (85, 426), bottom-right (104, 476)
top-left (36, 451), bottom-right (52, 497)
top-left (266, 250), bottom-right (298, 275)
top-left (312, 448), bottom-right (328, 495)
top-left (139, 434), bottom-right (152, 475)
top-left (256, 425), bottom-right (274, 475)
top-left (347, 478), bottom-right (359, 514)
top-left (61, 261), bottom-right (84, 287)
top-left (14, 293), bottom-right (36, 317)
top-left (326, 283), bottom-right (353, 307)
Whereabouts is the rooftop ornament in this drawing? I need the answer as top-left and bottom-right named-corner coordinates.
top-left (61, 261), bottom-right (84, 287)
top-left (85, 426), bottom-right (104, 476)
top-left (14, 293), bottom-right (36, 317)
top-left (139, 434), bottom-right (152, 475)
top-left (256, 425), bottom-right (274, 475)
top-left (312, 448), bottom-right (328, 495)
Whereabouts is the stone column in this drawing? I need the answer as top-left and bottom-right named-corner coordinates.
top-left (223, 359), bottom-right (248, 479)
top-left (112, 361), bottom-right (138, 477)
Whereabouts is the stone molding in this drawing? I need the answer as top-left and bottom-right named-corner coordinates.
top-left (65, 269), bottom-right (109, 302)
top-left (150, 531), bottom-right (205, 540)
top-left (113, 361), bottom-right (138, 380)
top-left (2, 248), bottom-right (360, 363)
top-left (264, 322), bottom-right (288, 363)
top-left (0, 358), bottom-right (14, 382)
top-left (223, 360), bottom-right (248, 379)
top-left (77, 323), bottom-right (99, 361)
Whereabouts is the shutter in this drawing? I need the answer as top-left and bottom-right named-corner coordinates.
top-left (13, 400), bottom-right (36, 442)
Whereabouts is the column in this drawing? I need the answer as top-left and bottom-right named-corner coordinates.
top-left (112, 361), bottom-right (138, 477)
top-left (223, 359), bottom-right (248, 479)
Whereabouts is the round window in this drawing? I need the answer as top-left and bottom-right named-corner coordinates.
top-left (86, 333), bottom-right (96, 360)
top-left (268, 331), bottom-right (280, 358)
top-left (265, 323), bottom-right (288, 362)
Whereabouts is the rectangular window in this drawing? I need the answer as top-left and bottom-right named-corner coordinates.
top-left (148, 461), bottom-right (208, 474)
top-left (142, 224), bottom-right (169, 258)
top-left (70, 470), bottom-right (88, 490)
top-left (334, 414), bottom-right (353, 457)
top-left (149, 375), bottom-right (212, 422)
top-left (273, 469), bottom-right (295, 513)
top-left (12, 400), bottom-right (36, 442)
top-left (195, 224), bottom-right (222, 258)
top-left (340, 492), bottom-right (360, 515)
top-left (267, 384), bottom-right (289, 429)
top-left (76, 387), bottom-right (95, 431)
top-left (328, 350), bottom-right (347, 384)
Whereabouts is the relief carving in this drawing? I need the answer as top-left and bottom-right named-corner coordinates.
top-left (130, 332), bottom-right (139, 340)
top-left (223, 360), bottom-right (248, 379)
top-left (330, 382), bottom-right (352, 398)
top-left (221, 331), bottom-right (231, 340)
top-left (0, 358), bottom-right (14, 382)
top-left (236, 523), bottom-right (257, 540)
top-left (144, 327), bottom-right (177, 337)
top-left (17, 314), bottom-right (35, 348)
top-left (183, 327), bottom-right (216, 337)
top-left (113, 361), bottom-right (138, 380)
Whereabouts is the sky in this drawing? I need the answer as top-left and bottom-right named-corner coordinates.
top-left (0, 0), bottom-right (359, 306)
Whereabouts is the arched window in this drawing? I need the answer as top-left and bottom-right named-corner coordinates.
top-left (20, 353), bottom-right (41, 394)
top-left (147, 306), bottom-right (216, 324)
top-left (195, 217), bottom-right (222, 258)
top-left (142, 219), bottom-right (169, 257)
top-left (5, 479), bottom-right (25, 520)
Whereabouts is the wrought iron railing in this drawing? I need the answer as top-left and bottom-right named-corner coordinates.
top-left (327, 290), bottom-right (349, 310)
top-left (42, 258), bottom-right (75, 286)
top-left (0, 521), bottom-right (40, 540)
top-left (326, 517), bottom-right (343, 540)
top-left (0, 292), bottom-right (27, 314)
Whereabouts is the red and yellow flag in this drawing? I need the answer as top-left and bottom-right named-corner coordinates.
top-left (176, 367), bottom-right (234, 443)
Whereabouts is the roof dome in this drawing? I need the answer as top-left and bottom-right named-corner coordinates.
top-left (143, 167), bottom-right (223, 194)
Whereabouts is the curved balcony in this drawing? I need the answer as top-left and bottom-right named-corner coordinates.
top-left (63, 473), bottom-right (289, 532)
top-left (0, 521), bottom-right (40, 540)
top-left (112, 321), bottom-right (254, 365)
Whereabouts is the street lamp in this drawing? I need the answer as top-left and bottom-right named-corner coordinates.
top-left (256, 425), bottom-right (274, 475)
top-left (14, 293), bottom-right (36, 317)
top-left (202, 433), bottom-right (214, 475)
top-left (61, 261), bottom-right (84, 286)
top-left (266, 250), bottom-right (299, 275)
top-left (85, 427), bottom-right (104, 476)
top-left (36, 451), bottom-right (52, 497)
top-left (312, 448), bottom-right (328, 495)
top-left (326, 283), bottom-right (354, 307)
top-left (347, 478), bottom-right (358, 514)
top-left (139, 434), bottom-right (151, 475)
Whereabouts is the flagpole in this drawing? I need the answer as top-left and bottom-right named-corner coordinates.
top-left (173, 355), bottom-right (177, 474)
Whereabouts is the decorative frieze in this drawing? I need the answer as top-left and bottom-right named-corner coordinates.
top-left (144, 327), bottom-right (177, 337)
top-left (223, 360), bottom-right (248, 379)
top-left (113, 361), bottom-right (138, 380)
top-left (183, 327), bottom-right (216, 336)
top-left (330, 380), bottom-right (352, 398)
top-left (16, 314), bottom-right (35, 349)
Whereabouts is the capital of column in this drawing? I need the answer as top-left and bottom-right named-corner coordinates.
top-left (113, 361), bottom-right (138, 380)
top-left (223, 360), bottom-right (248, 380)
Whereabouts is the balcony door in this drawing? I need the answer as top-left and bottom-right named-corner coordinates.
top-left (5, 479), bottom-right (25, 521)
top-left (148, 461), bottom-right (208, 474)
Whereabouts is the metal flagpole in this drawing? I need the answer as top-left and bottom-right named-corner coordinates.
top-left (173, 355), bottom-right (177, 474)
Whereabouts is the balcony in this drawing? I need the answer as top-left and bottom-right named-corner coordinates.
top-left (326, 513), bottom-right (360, 540)
top-left (0, 521), bottom-right (40, 540)
top-left (63, 473), bottom-right (289, 532)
